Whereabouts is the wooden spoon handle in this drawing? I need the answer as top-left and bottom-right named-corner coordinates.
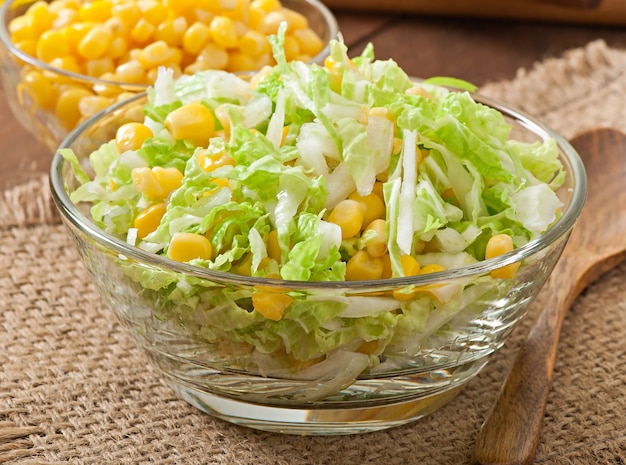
top-left (471, 260), bottom-right (578, 465)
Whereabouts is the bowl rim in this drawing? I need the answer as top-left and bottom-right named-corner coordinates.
top-left (0, 0), bottom-right (339, 89)
top-left (49, 89), bottom-right (587, 290)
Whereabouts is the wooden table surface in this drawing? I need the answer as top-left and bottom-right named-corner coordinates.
top-left (2, 9), bottom-right (626, 191)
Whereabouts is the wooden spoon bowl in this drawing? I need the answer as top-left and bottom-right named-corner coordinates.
top-left (472, 128), bottom-right (626, 465)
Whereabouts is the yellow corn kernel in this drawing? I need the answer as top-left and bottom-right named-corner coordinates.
top-left (348, 191), bottom-right (385, 227)
top-left (250, 0), bottom-right (281, 13)
top-left (131, 18), bottom-right (155, 44)
top-left (78, 95), bottom-right (113, 117)
top-left (93, 72), bottom-right (123, 97)
top-left (291, 27), bottom-right (323, 57)
top-left (36, 29), bottom-right (70, 62)
top-left (196, 149), bottom-right (235, 171)
top-left (363, 219), bottom-right (387, 258)
top-left (136, 40), bottom-right (175, 68)
top-left (79, 0), bottom-right (112, 22)
top-left (346, 250), bottom-right (383, 281)
top-left (154, 16), bottom-right (188, 47)
top-left (132, 167), bottom-right (166, 198)
top-left (252, 291), bottom-right (293, 321)
top-left (49, 56), bottom-right (82, 74)
top-left (167, 232), bottom-right (213, 262)
top-left (406, 85), bottom-right (434, 100)
top-left (108, 36), bottom-right (128, 59)
top-left (280, 7), bottom-right (307, 29)
top-left (485, 233), bottom-right (520, 279)
top-left (236, 253), bottom-right (253, 276)
top-left (115, 59), bottom-right (146, 83)
top-left (85, 57), bottom-right (115, 77)
top-left (197, 42), bottom-right (230, 70)
top-left (210, 16), bottom-right (239, 49)
top-left (183, 22), bottom-right (212, 55)
top-left (55, 87), bottom-right (93, 130)
top-left (327, 199), bottom-right (364, 239)
top-left (226, 50), bottom-right (256, 72)
top-left (356, 340), bottom-right (379, 355)
top-left (27, 1), bottom-right (55, 33)
top-left (267, 229), bottom-right (281, 262)
top-left (202, 178), bottom-right (231, 196)
top-left (165, 101), bottom-right (215, 147)
top-left (116, 122), bottom-right (154, 153)
top-left (134, 202), bottom-right (166, 238)
top-left (22, 70), bottom-right (56, 110)
top-left (420, 264), bottom-right (446, 275)
top-left (111, 2), bottom-right (141, 28)
top-left (392, 255), bottom-right (421, 300)
top-left (381, 253), bottom-right (392, 279)
top-left (400, 254), bottom-right (420, 276)
top-left (257, 10), bottom-right (287, 35)
top-left (137, 0), bottom-right (168, 25)
top-left (282, 34), bottom-right (300, 61)
top-left (78, 25), bottom-right (113, 59)
top-left (152, 166), bottom-right (184, 195)
top-left (15, 39), bottom-right (38, 57)
top-left (239, 29), bottom-right (271, 57)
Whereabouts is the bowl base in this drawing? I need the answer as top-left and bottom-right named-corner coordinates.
top-left (165, 378), bottom-right (466, 435)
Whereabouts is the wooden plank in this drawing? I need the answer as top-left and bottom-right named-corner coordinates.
top-left (325, 0), bottom-right (626, 26)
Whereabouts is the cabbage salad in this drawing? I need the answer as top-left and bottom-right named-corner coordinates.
top-left (60, 25), bottom-right (565, 393)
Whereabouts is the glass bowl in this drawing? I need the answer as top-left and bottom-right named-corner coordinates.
top-left (49, 90), bottom-right (586, 436)
top-left (0, 0), bottom-right (338, 152)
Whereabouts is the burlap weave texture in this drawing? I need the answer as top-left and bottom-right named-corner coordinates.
top-left (2, 40), bottom-right (626, 464)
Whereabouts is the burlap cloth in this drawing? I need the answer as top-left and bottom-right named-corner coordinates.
top-left (2, 39), bottom-right (626, 464)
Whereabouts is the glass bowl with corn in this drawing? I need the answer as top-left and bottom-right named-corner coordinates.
top-left (0, 0), bottom-right (338, 152)
top-left (49, 36), bottom-right (586, 435)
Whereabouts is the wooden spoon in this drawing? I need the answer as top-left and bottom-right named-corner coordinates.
top-left (471, 128), bottom-right (626, 465)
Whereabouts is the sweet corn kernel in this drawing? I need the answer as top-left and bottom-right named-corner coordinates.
top-left (167, 232), bottom-right (213, 262)
top-left (85, 57), bottom-right (115, 77)
top-left (291, 27), bottom-right (323, 57)
top-left (137, 0), bottom-right (168, 25)
top-left (55, 87), bottom-right (93, 130)
top-left (363, 219), bottom-right (387, 258)
top-left (182, 22), bottom-right (212, 55)
top-left (252, 291), bottom-right (293, 321)
top-left (22, 70), bottom-right (56, 110)
top-left (210, 16), bottom-right (239, 48)
top-left (131, 167), bottom-right (166, 198)
top-left (327, 199), bottom-right (364, 239)
top-left (37, 29), bottom-right (70, 62)
top-left (485, 233), bottom-right (520, 279)
top-left (239, 29), bottom-right (271, 56)
top-left (267, 229), bottom-right (282, 262)
top-left (136, 40), bottom-right (175, 68)
top-left (131, 18), bottom-right (155, 44)
top-left (78, 24), bottom-right (113, 59)
top-left (80, 0), bottom-right (112, 22)
top-left (115, 59), bottom-right (145, 83)
top-left (348, 191), bottom-right (385, 227)
top-left (392, 255), bottom-right (421, 300)
top-left (258, 10), bottom-right (286, 35)
top-left (134, 202), bottom-right (166, 238)
top-left (196, 149), bottom-right (236, 171)
top-left (49, 56), bottom-right (82, 73)
top-left (116, 122), bottom-right (154, 153)
top-left (227, 50), bottom-right (257, 72)
top-left (165, 101), bottom-right (215, 147)
top-left (78, 95), bottom-right (113, 117)
top-left (152, 166), bottom-right (184, 195)
top-left (154, 16), bottom-right (188, 46)
top-left (346, 250), bottom-right (383, 281)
